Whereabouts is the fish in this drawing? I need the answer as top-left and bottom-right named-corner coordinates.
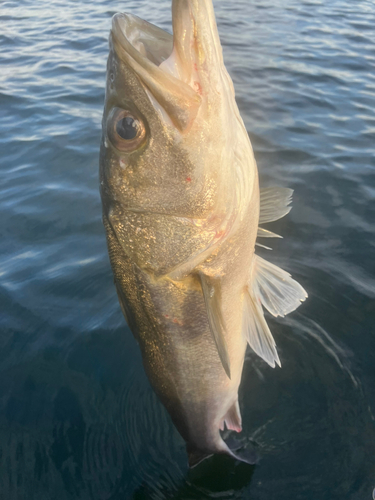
top-left (99, 0), bottom-right (307, 467)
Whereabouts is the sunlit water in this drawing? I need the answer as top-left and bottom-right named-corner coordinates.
top-left (1, 0), bottom-right (375, 498)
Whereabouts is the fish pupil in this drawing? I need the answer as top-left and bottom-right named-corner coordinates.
top-left (116, 116), bottom-right (138, 140)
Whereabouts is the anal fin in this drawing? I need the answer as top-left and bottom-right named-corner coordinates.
top-left (199, 272), bottom-right (231, 379)
top-left (243, 289), bottom-right (281, 368)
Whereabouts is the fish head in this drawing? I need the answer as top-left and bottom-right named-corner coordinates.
top-left (100, 0), bottom-right (255, 219)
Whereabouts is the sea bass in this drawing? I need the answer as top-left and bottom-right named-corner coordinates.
top-left (99, 0), bottom-right (307, 467)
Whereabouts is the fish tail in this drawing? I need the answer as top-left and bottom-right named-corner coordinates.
top-left (187, 437), bottom-right (258, 468)
top-left (224, 435), bottom-right (259, 465)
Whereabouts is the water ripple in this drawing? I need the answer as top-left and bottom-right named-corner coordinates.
top-left (1, 0), bottom-right (375, 498)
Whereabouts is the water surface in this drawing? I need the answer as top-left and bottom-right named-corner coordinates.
top-left (1, 0), bottom-right (375, 498)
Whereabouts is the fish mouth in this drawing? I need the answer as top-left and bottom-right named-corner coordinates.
top-left (111, 0), bottom-right (224, 132)
top-left (111, 12), bottom-right (201, 132)
top-left (112, 13), bottom-right (173, 70)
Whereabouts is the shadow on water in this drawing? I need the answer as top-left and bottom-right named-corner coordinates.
top-left (2, 301), bottom-right (374, 500)
top-left (133, 459), bottom-right (255, 500)
top-left (0, 324), bottom-right (255, 500)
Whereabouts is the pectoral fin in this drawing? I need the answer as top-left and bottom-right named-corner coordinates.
top-left (199, 272), bottom-right (231, 379)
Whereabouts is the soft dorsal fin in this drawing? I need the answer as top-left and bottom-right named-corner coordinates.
top-left (243, 258), bottom-right (307, 367)
top-left (253, 255), bottom-right (308, 317)
top-left (259, 187), bottom-right (293, 225)
top-left (198, 272), bottom-right (231, 379)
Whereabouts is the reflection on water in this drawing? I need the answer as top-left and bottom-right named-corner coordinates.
top-left (1, 0), bottom-right (375, 498)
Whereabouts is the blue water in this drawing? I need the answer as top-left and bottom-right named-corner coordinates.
top-left (1, 0), bottom-right (375, 498)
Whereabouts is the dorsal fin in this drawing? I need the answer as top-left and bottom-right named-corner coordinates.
top-left (243, 256), bottom-right (307, 367)
top-left (259, 187), bottom-right (293, 225)
top-left (257, 187), bottom-right (293, 249)
top-left (198, 272), bottom-right (231, 379)
top-left (253, 255), bottom-right (308, 317)
top-left (247, 186), bottom-right (307, 367)
top-left (257, 227), bottom-right (282, 239)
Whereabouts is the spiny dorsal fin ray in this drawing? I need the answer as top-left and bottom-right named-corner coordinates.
top-left (198, 272), bottom-right (231, 379)
top-left (254, 255), bottom-right (308, 317)
top-left (257, 227), bottom-right (282, 239)
top-left (259, 187), bottom-right (293, 225)
top-left (255, 242), bottom-right (272, 251)
top-left (242, 289), bottom-right (281, 368)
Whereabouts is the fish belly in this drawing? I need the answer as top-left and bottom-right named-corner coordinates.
top-left (104, 214), bottom-right (249, 451)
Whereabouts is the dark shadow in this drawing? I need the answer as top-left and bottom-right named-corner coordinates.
top-left (132, 455), bottom-right (255, 500)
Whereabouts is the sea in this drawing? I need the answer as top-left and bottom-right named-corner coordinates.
top-left (1, 0), bottom-right (375, 498)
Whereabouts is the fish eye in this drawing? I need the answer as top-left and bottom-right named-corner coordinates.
top-left (107, 107), bottom-right (146, 152)
top-left (116, 116), bottom-right (138, 140)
